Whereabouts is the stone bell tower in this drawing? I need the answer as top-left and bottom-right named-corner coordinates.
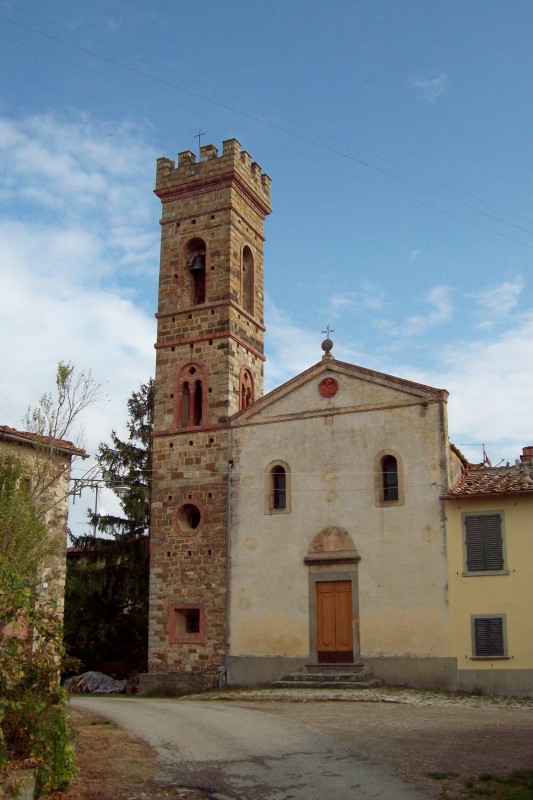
top-left (141, 139), bottom-right (271, 693)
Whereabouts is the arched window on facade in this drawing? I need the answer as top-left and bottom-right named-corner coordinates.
top-left (239, 367), bottom-right (254, 410)
top-left (186, 238), bottom-right (206, 305)
top-left (177, 363), bottom-right (205, 427)
top-left (374, 451), bottom-right (404, 506)
top-left (381, 455), bottom-right (399, 501)
top-left (272, 465), bottom-right (286, 509)
top-left (264, 460), bottom-right (291, 514)
top-left (242, 246), bottom-right (254, 315)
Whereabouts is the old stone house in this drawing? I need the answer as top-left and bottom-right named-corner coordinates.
top-left (141, 138), bottom-right (480, 695)
top-left (0, 425), bottom-right (85, 617)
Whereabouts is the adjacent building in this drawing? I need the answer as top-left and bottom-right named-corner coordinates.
top-left (442, 447), bottom-right (533, 695)
top-left (0, 425), bottom-right (86, 617)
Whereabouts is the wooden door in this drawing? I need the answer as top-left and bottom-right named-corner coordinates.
top-left (316, 580), bottom-right (353, 663)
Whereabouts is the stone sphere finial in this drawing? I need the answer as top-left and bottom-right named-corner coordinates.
top-left (320, 326), bottom-right (335, 359)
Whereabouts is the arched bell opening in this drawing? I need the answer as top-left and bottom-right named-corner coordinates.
top-left (242, 245), bottom-right (254, 315)
top-left (185, 238), bottom-right (206, 305)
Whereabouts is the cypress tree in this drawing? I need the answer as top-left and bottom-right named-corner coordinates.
top-left (64, 379), bottom-right (154, 678)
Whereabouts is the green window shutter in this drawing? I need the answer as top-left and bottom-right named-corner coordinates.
top-left (465, 514), bottom-right (503, 571)
top-left (474, 617), bottom-right (504, 657)
top-left (483, 514), bottom-right (504, 570)
top-left (465, 516), bottom-right (484, 570)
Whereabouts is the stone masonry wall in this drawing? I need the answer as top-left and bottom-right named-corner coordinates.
top-left (144, 140), bottom-right (271, 693)
top-left (0, 439), bottom-right (72, 619)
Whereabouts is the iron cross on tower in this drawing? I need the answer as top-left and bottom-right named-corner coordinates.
top-left (194, 129), bottom-right (206, 157)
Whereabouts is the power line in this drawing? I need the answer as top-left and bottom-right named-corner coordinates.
top-left (3, 0), bottom-right (531, 231)
top-left (1, 10), bottom-right (532, 250)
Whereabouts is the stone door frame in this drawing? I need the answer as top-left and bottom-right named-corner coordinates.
top-left (306, 561), bottom-right (361, 665)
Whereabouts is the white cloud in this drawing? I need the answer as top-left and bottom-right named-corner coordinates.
top-left (377, 284), bottom-right (454, 339)
top-left (264, 300), bottom-right (369, 392)
top-left (409, 248), bottom-right (420, 263)
top-left (411, 74), bottom-right (449, 102)
top-left (264, 297), bottom-right (533, 468)
top-left (264, 301), bottom-right (320, 391)
top-left (468, 277), bottom-right (524, 325)
top-left (0, 113), bottom-right (158, 275)
top-left (437, 312), bottom-right (533, 448)
top-left (328, 284), bottom-right (385, 316)
top-left (379, 310), bottom-right (533, 463)
top-left (0, 111), bottom-right (158, 536)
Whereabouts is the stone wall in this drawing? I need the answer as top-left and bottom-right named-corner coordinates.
top-left (144, 140), bottom-right (271, 693)
top-left (0, 435), bottom-right (73, 619)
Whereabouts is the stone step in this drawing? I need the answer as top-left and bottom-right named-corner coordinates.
top-left (279, 671), bottom-right (374, 682)
top-left (273, 663), bottom-right (383, 689)
top-left (272, 678), bottom-right (383, 689)
top-left (303, 663), bottom-right (368, 674)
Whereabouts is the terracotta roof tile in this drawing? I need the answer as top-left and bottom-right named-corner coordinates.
top-left (0, 425), bottom-right (86, 456)
top-left (442, 462), bottom-right (533, 499)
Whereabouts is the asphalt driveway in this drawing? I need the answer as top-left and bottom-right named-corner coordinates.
top-left (71, 694), bottom-right (425, 799)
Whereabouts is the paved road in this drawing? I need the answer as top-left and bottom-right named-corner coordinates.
top-left (71, 696), bottom-right (425, 799)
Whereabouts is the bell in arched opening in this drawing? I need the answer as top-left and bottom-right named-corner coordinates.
top-left (189, 253), bottom-right (206, 304)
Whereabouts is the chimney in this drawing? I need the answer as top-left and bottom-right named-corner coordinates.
top-left (519, 446), bottom-right (533, 464)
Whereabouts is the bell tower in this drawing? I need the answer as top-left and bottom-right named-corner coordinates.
top-left (142, 139), bottom-right (271, 693)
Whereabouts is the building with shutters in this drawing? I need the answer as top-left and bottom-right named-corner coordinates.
top-left (442, 446), bottom-right (533, 695)
top-left (142, 138), bottom-right (531, 696)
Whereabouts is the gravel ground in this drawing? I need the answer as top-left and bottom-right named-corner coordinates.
top-left (183, 684), bottom-right (533, 711)
top-left (182, 686), bottom-right (533, 797)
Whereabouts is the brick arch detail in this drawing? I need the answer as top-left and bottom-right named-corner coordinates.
top-left (239, 365), bottom-right (255, 409)
top-left (174, 360), bottom-right (208, 429)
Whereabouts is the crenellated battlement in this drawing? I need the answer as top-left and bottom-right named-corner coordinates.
top-left (155, 138), bottom-right (271, 211)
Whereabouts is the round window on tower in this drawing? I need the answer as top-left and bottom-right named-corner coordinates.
top-left (174, 501), bottom-right (205, 535)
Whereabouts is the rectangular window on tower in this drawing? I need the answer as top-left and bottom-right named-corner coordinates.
top-left (168, 605), bottom-right (205, 644)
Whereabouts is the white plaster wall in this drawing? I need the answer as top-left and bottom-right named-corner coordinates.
top-left (229, 373), bottom-right (451, 660)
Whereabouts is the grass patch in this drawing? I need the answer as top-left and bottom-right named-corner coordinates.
top-left (440, 769), bottom-right (533, 799)
top-left (88, 719), bottom-right (117, 728)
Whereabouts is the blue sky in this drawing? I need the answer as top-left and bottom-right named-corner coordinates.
top-left (0, 0), bottom-right (531, 535)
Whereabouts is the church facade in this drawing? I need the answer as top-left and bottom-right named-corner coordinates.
top-left (140, 139), bottom-right (467, 695)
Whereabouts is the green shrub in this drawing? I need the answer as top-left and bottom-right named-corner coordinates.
top-left (0, 570), bottom-right (77, 793)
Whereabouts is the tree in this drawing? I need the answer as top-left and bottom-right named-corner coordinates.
top-left (63, 379), bottom-right (154, 677)
top-left (24, 361), bottom-right (103, 506)
top-left (91, 377), bottom-right (154, 539)
top-left (0, 362), bottom-right (101, 792)
top-left (0, 454), bottom-right (51, 581)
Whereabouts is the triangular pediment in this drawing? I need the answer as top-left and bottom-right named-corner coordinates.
top-left (231, 358), bottom-right (447, 426)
